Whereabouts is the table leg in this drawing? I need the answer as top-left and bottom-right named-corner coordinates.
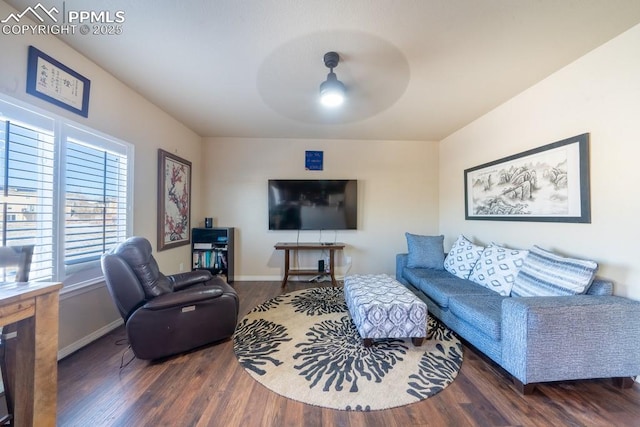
top-left (329, 249), bottom-right (337, 287)
top-left (15, 291), bottom-right (59, 427)
top-left (281, 249), bottom-right (290, 288)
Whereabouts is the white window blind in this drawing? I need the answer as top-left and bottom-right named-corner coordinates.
top-left (64, 136), bottom-right (128, 274)
top-left (0, 115), bottom-right (55, 281)
top-left (0, 96), bottom-right (133, 288)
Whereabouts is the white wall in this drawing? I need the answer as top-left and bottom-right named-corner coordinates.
top-left (0, 1), bottom-right (203, 355)
top-left (439, 23), bottom-right (640, 300)
top-left (202, 137), bottom-right (439, 280)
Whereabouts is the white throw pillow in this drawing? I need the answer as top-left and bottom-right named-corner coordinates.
top-left (468, 244), bottom-right (529, 296)
top-left (511, 246), bottom-right (598, 297)
top-left (444, 235), bottom-right (484, 280)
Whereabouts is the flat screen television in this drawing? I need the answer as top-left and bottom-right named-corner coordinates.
top-left (268, 179), bottom-right (357, 230)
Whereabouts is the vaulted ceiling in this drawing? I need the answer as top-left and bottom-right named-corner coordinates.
top-left (6, 0), bottom-right (640, 140)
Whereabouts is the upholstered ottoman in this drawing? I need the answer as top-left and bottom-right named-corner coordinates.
top-left (344, 274), bottom-right (428, 347)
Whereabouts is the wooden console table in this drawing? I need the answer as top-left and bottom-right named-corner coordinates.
top-left (0, 281), bottom-right (62, 427)
top-left (274, 242), bottom-right (345, 288)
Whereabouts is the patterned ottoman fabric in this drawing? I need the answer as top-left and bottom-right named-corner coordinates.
top-left (344, 274), bottom-right (428, 345)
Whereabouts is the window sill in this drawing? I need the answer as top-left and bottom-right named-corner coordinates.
top-left (60, 277), bottom-right (107, 300)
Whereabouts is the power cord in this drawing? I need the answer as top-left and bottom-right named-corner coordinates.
top-left (116, 338), bottom-right (136, 370)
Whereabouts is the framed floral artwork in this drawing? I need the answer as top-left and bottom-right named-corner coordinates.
top-left (157, 149), bottom-right (191, 250)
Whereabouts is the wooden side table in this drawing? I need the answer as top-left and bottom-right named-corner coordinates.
top-left (0, 281), bottom-right (62, 427)
top-left (274, 242), bottom-right (345, 288)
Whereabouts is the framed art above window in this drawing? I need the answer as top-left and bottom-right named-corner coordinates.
top-left (464, 133), bottom-right (590, 223)
top-left (26, 45), bottom-right (91, 117)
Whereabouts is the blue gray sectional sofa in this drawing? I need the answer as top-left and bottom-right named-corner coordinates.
top-left (396, 233), bottom-right (640, 394)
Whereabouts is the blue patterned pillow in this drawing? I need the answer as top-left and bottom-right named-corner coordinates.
top-left (444, 235), bottom-right (484, 280)
top-left (511, 246), bottom-right (598, 297)
top-left (405, 233), bottom-right (445, 270)
top-left (468, 244), bottom-right (528, 296)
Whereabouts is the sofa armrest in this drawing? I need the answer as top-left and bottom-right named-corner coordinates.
top-left (501, 295), bottom-right (640, 385)
top-left (142, 287), bottom-right (223, 310)
top-left (396, 253), bottom-right (409, 286)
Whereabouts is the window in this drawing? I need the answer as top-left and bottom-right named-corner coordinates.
top-left (0, 108), bottom-right (55, 281)
top-left (61, 125), bottom-right (130, 285)
top-left (0, 95), bottom-right (133, 290)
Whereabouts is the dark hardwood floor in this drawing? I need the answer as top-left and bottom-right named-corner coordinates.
top-left (57, 281), bottom-right (640, 426)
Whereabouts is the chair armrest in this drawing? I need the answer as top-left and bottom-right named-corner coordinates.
top-left (142, 287), bottom-right (223, 310)
top-left (501, 295), bottom-right (640, 385)
top-left (168, 270), bottom-right (213, 291)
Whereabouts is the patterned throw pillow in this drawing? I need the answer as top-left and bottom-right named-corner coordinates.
top-left (444, 235), bottom-right (485, 280)
top-left (511, 245), bottom-right (598, 297)
top-left (405, 233), bottom-right (445, 270)
top-left (468, 244), bottom-right (528, 296)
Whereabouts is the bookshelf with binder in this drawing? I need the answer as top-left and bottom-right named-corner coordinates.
top-left (191, 227), bottom-right (234, 283)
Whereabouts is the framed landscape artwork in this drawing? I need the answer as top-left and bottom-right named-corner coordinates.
top-left (158, 149), bottom-right (191, 250)
top-left (464, 133), bottom-right (590, 223)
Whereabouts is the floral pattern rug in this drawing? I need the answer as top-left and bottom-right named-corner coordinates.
top-left (233, 287), bottom-right (463, 411)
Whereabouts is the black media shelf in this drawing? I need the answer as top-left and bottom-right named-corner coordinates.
top-left (191, 227), bottom-right (235, 283)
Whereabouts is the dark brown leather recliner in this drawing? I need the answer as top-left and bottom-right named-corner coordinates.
top-left (101, 236), bottom-right (238, 360)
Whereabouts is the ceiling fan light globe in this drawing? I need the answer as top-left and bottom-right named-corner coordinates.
top-left (320, 92), bottom-right (345, 107)
top-left (319, 74), bottom-right (346, 108)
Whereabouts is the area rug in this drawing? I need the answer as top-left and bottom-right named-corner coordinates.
top-left (233, 287), bottom-right (463, 411)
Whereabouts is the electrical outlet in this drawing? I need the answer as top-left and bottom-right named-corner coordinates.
top-left (179, 262), bottom-right (184, 272)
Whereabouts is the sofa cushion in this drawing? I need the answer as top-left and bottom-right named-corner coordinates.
top-left (403, 267), bottom-right (458, 286)
top-left (405, 233), bottom-right (445, 270)
top-left (448, 295), bottom-right (505, 341)
top-left (444, 235), bottom-right (484, 280)
top-left (586, 278), bottom-right (613, 296)
top-left (511, 245), bottom-right (598, 297)
top-left (468, 244), bottom-right (528, 296)
top-left (404, 267), bottom-right (496, 308)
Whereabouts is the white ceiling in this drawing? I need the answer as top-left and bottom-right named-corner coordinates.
top-left (6, 0), bottom-right (640, 140)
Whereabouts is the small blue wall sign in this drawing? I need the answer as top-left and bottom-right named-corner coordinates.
top-left (305, 150), bottom-right (323, 171)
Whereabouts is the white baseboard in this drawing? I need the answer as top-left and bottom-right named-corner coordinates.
top-left (233, 275), bottom-right (348, 282)
top-left (234, 275), bottom-right (282, 281)
top-left (57, 318), bottom-right (124, 360)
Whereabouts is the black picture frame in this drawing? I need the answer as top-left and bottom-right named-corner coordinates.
top-left (157, 149), bottom-right (192, 251)
top-left (26, 46), bottom-right (91, 117)
top-left (464, 133), bottom-right (590, 223)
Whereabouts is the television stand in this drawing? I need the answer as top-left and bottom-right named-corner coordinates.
top-left (274, 242), bottom-right (346, 288)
